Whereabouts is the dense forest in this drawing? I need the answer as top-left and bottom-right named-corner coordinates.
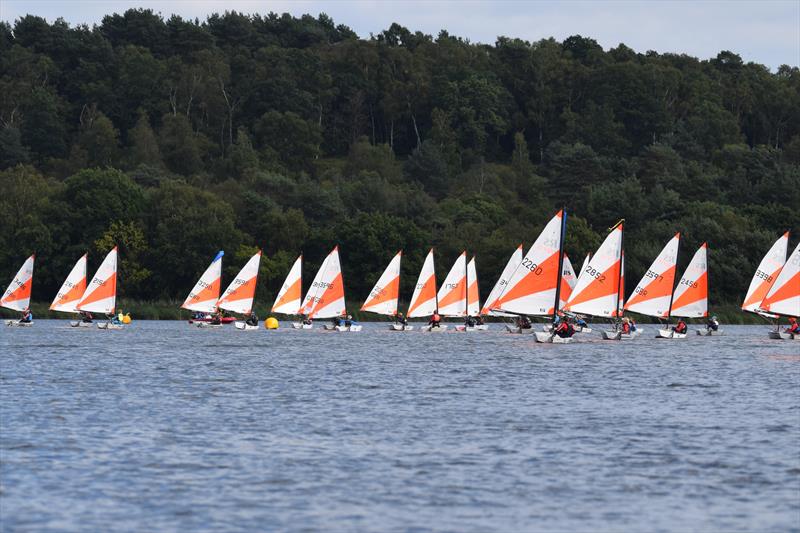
top-left (1, 10), bottom-right (798, 319)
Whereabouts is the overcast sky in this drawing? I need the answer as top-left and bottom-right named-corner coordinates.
top-left (1, 0), bottom-right (798, 70)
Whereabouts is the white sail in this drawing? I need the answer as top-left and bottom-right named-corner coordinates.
top-left (437, 252), bottom-right (467, 317)
top-left (272, 255), bottom-right (303, 315)
top-left (481, 245), bottom-right (523, 316)
top-left (407, 249), bottom-right (437, 318)
top-left (362, 252), bottom-right (401, 316)
top-left (77, 247), bottom-right (118, 314)
top-left (564, 223), bottom-right (623, 318)
top-left (300, 247), bottom-right (346, 319)
top-left (1, 254), bottom-right (35, 312)
top-left (625, 233), bottom-right (681, 318)
top-left (579, 253), bottom-right (591, 277)
top-left (217, 251), bottom-right (261, 315)
top-left (742, 232), bottom-right (789, 313)
top-left (559, 253), bottom-right (578, 310)
top-left (467, 257), bottom-right (480, 316)
top-left (50, 254), bottom-right (87, 313)
top-left (761, 242), bottom-right (800, 317)
top-left (671, 243), bottom-right (708, 318)
top-left (495, 210), bottom-right (565, 316)
top-left (182, 251), bottom-right (223, 313)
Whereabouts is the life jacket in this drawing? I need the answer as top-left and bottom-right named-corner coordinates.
top-left (676, 321), bottom-right (687, 333)
top-left (790, 322), bottom-right (800, 333)
top-left (432, 313), bottom-right (440, 322)
top-left (621, 322), bottom-right (631, 334)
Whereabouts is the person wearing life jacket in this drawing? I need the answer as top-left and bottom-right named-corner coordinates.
top-left (620, 317), bottom-right (631, 334)
top-left (554, 318), bottom-right (573, 338)
top-left (673, 319), bottom-right (688, 334)
top-left (109, 313), bottom-right (122, 325)
top-left (19, 308), bottom-right (32, 323)
top-left (465, 315), bottom-right (476, 327)
top-left (706, 315), bottom-right (720, 331)
top-left (246, 312), bottom-right (258, 327)
top-left (301, 314), bottom-right (313, 326)
top-left (575, 316), bottom-right (588, 329)
top-left (630, 318), bottom-right (638, 332)
top-left (332, 315), bottom-right (343, 327)
top-left (395, 311), bottom-right (408, 326)
top-left (80, 310), bottom-right (93, 323)
top-left (428, 312), bottom-right (441, 328)
top-left (475, 315), bottom-right (485, 326)
top-left (344, 314), bottom-right (354, 327)
top-left (516, 315), bottom-right (532, 329)
top-left (785, 317), bottom-right (800, 335)
top-left (210, 311), bottom-right (222, 325)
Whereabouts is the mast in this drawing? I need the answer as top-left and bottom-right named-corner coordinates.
top-left (433, 248), bottom-right (439, 314)
top-left (464, 251), bottom-right (468, 317)
top-left (616, 220), bottom-right (625, 317)
top-left (552, 209), bottom-right (567, 323)
top-left (666, 233), bottom-right (681, 321)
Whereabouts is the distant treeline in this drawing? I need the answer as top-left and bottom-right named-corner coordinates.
top-left (0, 10), bottom-right (798, 315)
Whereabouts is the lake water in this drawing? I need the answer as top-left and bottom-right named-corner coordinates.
top-left (1, 321), bottom-right (799, 532)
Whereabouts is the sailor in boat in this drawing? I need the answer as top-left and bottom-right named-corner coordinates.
top-left (575, 316), bottom-right (588, 329)
top-left (332, 315), bottom-right (343, 328)
top-left (630, 318), bottom-right (638, 333)
top-left (107, 313), bottom-right (123, 326)
top-left (515, 315), bottom-right (532, 330)
top-left (210, 312), bottom-right (222, 326)
top-left (672, 319), bottom-right (688, 335)
top-left (465, 315), bottom-right (476, 328)
top-left (18, 308), bottom-right (33, 324)
top-left (428, 312), bottom-right (441, 328)
top-left (620, 317), bottom-right (632, 335)
top-left (785, 317), bottom-right (800, 335)
top-left (344, 314), bottom-right (358, 328)
top-left (706, 315), bottom-right (720, 332)
top-left (300, 314), bottom-right (313, 326)
top-left (554, 316), bottom-right (575, 338)
top-left (245, 312), bottom-right (259, 327)
top-left (79, 310), bottom-right (93, 323)
top-left (394, 311), bottom-right (408, 327)
top-left (475, 315), bottom-right (485, 326)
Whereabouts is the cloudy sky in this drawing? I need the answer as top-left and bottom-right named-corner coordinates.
top-left (1, 0), bottom-right (798, 70)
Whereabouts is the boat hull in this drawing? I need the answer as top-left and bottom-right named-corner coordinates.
top-left (196, 322), bottom-right (223, 329)
top-left (696, 329), bottom-right (725, 336)
top-left (534, 331), bottom-right (573, 343)
top-left (291, 322), bottom-right (313, 329)
top-left (5, 320), bottom-right (33, 327)
top-left (234, 321), bottom-right (259, 331)
top-left (656, 328), bottom-right (686, 339)
top-left (455, 324), bottom-right (489, 332)
top-left (420, 324), bottom-right (448, 332)
top-left (769, 331), bottom-right (800, 340)
top-left (69, 321), bottom-right (93, 328)
top-left (505, 324), bottom-right (534, 334)
top-left (601, 330), bottom-right (636, 340)
top-left (97, 322), bottom-right (123, 330)
top-left (390, 324), bottom-right (414, 331)
top-left (188, 316), bottom-right (236, 324)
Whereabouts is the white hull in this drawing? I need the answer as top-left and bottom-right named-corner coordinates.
top-left (97, 322), bottom-right (123, 330)
top-left (769, 331), bottom-right (800, 340)
top-left (5, 320), bottom-right (33, 327)
top-left (234, 321), bottom-right (259, 331)
top-left (69, 321), bottom-right (93, 328)
top-left (324, 324), bottom-right (362, 332)
top-left (534, 331), bottom-right (574, 344)
top-left (696, 328), bottom-right (725, 336)
top-left (196, 322), bottom-right (223, 329)
top-left (656, 328), bottom-right (686, 339)
top-left (291, 322), bottom-right (313, 329)
top-left (600, 330), bottom-right (637, 340)
top-left (455, 324), bottom-right (489, 332)
top-left (505, 324), bottom-right (534, 334)
top-left (543, 324), bottom-right (591, 333)
top-left (421, 324), bottom-right (448, 332)
top-left (390, 324), bottom-right (414, 331)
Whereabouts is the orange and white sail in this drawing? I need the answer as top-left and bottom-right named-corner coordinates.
top-left (300, 247), bottom-right (346, 319)
top-left (467, 257), bottom-right (480, 316)
top-left (50, 254), bottom-right (87, 313)
top-left (564, 223), bottom-right (623, 318)
top-left (494, 210), bottom-right (565, 316)
top-left (624, 233), bottom-right (681, 318)
top-left (362, 251), bottom-right (402, 316)
top-left (407, 249), bottom-right (437, 318)
top-left (217, 250), bottom-right (261, 315)
top-left (760, 242), bottom-right (800, 317)
top-left (1, 254), bottom-right (35, 312)
top-left (272, 255), bottom-right (303, 315)
top-left (671, 243), bottom-right (708, 318)
top-left (559, 253), bottom-right (578, 310)
top-left (481, 245), bottom-right (523, 316)
top-left (77, 247), bottom-right (118, 314)
top-left (181, 251), bottom-right (223, 313)
top-left (437, 252), bottom-right (467, 317)
top-left (742, 232), bottom-right (789, 313)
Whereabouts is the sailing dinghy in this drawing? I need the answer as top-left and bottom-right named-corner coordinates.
top-left (455, 256), bottom-right (487, 331)
top-left (408, 249), bottom-right (439, 331)
top-left (740, 231), bottom-right (794, 338)
top-left (431, 252), bottom-right (467, 331)
top-left (760, 241), bottom-right (800, 339)
top-left (564, 222), bottom-right (625, 340)
top-left (50, 254), bottom-right (89, 327)
top-left (361, 251), bottom-right (403, 330)
top-left (269, 255), bottom-right (307, 329)
top-left (2, 254), bottom-right (35, 327)
top-left (182, 251), bottom-right (231, 326)
top-left (665, 243), bottom-right (719, 336)
top-left (217, 251), bottom-right (262, 330)
top-left (77, 247), bottom-right (121, 329)
top-left (542, 253), bottom-right (592, 333)
top-left (301, 247), bottom-right (360, 331)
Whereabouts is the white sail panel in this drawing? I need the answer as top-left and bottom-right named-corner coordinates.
top-left (50, 254), bottom-right (87, 313)
top-left (182, 251), bottom-right (224, 313)
top-left (407, 249), bottom-right (437, 318)
top-left (625, 233), bottom-right (681, 318)
top-left (272, 255), bottom-right (303, 315)
top-left (1, 254), bottom-right (35, 312)
top-left (301, 247), bottom-right (346, 319)
top-left (437, 253), bottom-right (467, 317)
top-left (467, 257), bottom-right (480, 316)
top-left (559, 253), bottom-right (577, 310)
top-left (495, 211), bottom-right (564, 316)
top-left (761, 242), bottom-right (800, 317)
top-left (362, 252), bottom-right (401, 316)
top-left (670, 243), bottom-right (708, 318)
top-left (742, 232), bottom-right (789, 313)
top-left (565, 224), bottom-right (623, 318)
top-left (481, 245), bottom-right (523, 316)
top-left (217, 251), bottom-right (261, 315)
top-left (77, 247), bottom-right (118, 314)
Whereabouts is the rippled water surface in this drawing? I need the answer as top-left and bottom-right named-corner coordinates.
top-left (2, 321), bottom-right (799, 532)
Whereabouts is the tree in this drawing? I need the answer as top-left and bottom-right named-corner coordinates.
top-left (158, 113), bottom-right (202, 175)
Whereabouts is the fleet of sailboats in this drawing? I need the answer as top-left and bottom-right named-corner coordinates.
top-left (4, 223), bottom-right (798, 340)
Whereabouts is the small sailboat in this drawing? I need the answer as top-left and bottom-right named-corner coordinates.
top-left (77, 247), bottom-right (121, 329)
top-left (2, 254), bottom-right (35, 327)
top-left (270, 255), bottom-right (306, 329)
top-left (760, 242), bottom-right (800, 340)
top-left (409, 249), bottom-right (441, 332)
top-left (542, 253), bottom-right (592, 333)
top-left (301, 247), bottom-right (359, 331)
top-left (361, 251), bottom-right (402, 329)
top-left (435, 252), bottom-right (467, 331)
top-left (183, 251), bottom-right (231, 326)
top-left (623, 233), bottom-right (683, 338)
top-left (50, 254), bottom-right (89, 327)
top-left (481, 244), bottom-right (523, 319)
top-left (217, 251), bottom-right (262, 330)
top-left (564, 222), bottom-right (625, 340)
top-left (741, 232), bottom-right (789, 325)
top-left (456, 256), bottom-right (487, 331)
top-left (665, 243), bottom-right (719, 336)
